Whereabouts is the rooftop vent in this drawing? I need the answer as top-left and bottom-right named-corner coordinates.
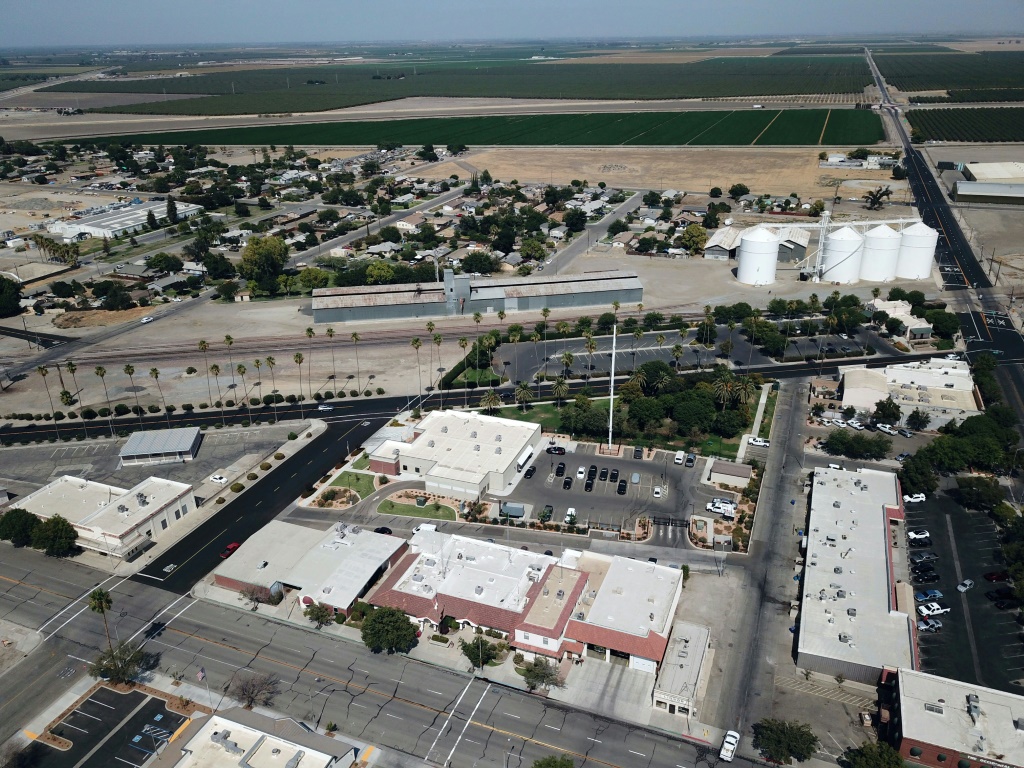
top-left (441, 426), bottom-right (448, 433)
top-left (412, 574), bottom-right (424, 582)
top-left (495, 447), bottom-right (502, 454)
top-left (496, 434), bottom-right (502, 442)
top-left (968, 693), bottom-right (981, 722)
top-left (556, 589), bottom-right (565, 599)
top-left (210, 730), bottom-right (243, 755)
top-left (474, 445), bottom-right (480, 451)
top-left (475, 585), bottom-right (484, 595)
top-left (257, 561), bottom-right (268, 570)
top-left (428, 440), bottom-right (435, 447)
top-left (470, 431), bottom-right (477, 438)
top-left (576, 611), bottom-right (585, 620)
top-left (425, 559), bottom-right (437, 567)
top-left (838, 632), bottom-right (852, 643)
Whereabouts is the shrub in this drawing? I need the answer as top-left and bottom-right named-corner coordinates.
top-left (349, 389), bottom-right (359, 397)
top-left (249, 397), bottom-right (260, 406)
top-left (313, 392), bottom-right (323, 401)
top-left (333, 614), bottom-right (345, 625)
top-left (260, 462), bottom-right (272, 470)
top-left (274, 452), bottom-right (285, 460)
top-left (285, 394), bottom-right (297, 403)
top-left (131, 406), bottom-right (144, 416)
top-left (199, 402), bottom-right (208, 409)
top-left (165, 404), bottom-right (176, 413)
top-left (98, 407), bottom-right (111, 417)
top-left (378, 475), bottom-right (390, 485)
top-left (337, 391), bottom-right (346, 398)
top-left (147, 404), bottom-right (160, 413)
top-left (324, 390), bottom-right (334, 399)
top-left (287, 432), bottom-right (298, 440)
top-left (513, 652), bottom-right (525, 665)
top-left (246, 472), bottom-right (258, 480)
top-left (114, 404), bottom-right (130, 416)
top-left (321, 488), bottom-right (337, 502)
top-left (216, 497), bottom-right (225, 504)
top-left (230, 482), bottom-right (245, 493)
top-left (53, 411), bottom-right (66, 421)
top-left (375, 387), bottom-right (385, 395)
top-left (81, 408), bottom-right (97, 420)
top-left (214, 400), bottom-right (223, 408)
top-left (182, 403), bottom-right (194, 411)
top-left (364, 390), bottom-right (372, 397)
top-left (68, 411), bottom-right (78, 419)
top-left (225, 399), bottom-right (235, 408)
top-left (432, 634), bottom-right (448, 643)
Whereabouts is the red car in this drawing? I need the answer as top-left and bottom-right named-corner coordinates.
top-left (220, 542), bottom-right (241, 558)
top-left (984, 571), bottom-right (1011, 582)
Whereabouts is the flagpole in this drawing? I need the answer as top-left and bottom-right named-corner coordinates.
top-left (198, 667), bottom-right (213, 710)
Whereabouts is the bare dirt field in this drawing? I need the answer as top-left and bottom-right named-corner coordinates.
top-left (430, 146), bottom-right (904, 202)
top-left (0, 187), bottom-right (92, 234)
top-left (945, 40), bottom-right (1024, 52)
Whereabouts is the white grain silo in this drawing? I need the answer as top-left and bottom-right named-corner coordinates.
top-left (736, 227), bottom-right (780, 286)
top-left (821, 226), bottom-right (864, 284)
top-left (895, 221), bottom-right (938, 280)
top-left (858, 225), bottom-right (901, 282)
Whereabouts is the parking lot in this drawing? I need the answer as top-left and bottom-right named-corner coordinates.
top-left (509, 444), bottom-right (726, 539)
top-left (902, 495), bottom-right (1022, 693)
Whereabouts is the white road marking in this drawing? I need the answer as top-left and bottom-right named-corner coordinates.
top-left (73, 710), bottom-right (101, 721)
top-left (60, 722), bottom-right (88, 733)
top-left (427, 689), bottom-right (444, 695)
top-left (86, 697), bottom-right (114, 709)
top-left (386, 714), bottom-right (402, 720)
top-left (544, 725), bottom-right (560, 731)
top-left (444, 683), bottom-right (491, 767)
top-left (40, 575), bottom-right (125, 637)
top-left (629, 750), bottom-right (646, 757)
top-left (425, 677), bottom-right (475, 762)
top-left (587, 738), bottom-right (602, 743)
top-left (503, 713), bottom-right (520, 719)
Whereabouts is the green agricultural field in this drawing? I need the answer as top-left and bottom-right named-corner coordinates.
top-left (0, 72), bottom-right (50, 92)
top-left (42, 56), bottom-right (874, 116)
top-left (875, 52), bottom-right (1024, 91)
top-left (906, 107), bottom-right (1024, 143)
top-left (93, 109), bottom-right (884, 147)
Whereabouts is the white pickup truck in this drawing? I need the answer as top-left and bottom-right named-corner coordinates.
top-left (720, 730), bottom-right (741, 762)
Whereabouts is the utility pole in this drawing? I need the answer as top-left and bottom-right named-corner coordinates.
top-left (607, 324), bottom-right (617, 451)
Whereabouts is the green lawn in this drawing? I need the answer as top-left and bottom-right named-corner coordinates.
top-left (331, 471), bottom-right (375, 499)
top-left (493, 402), bottom-right (568, 432)
top-left (378, 499), bottom-right (456, 521)
top-left (758, 390), bottom-right (779, 440)
top-left (701, 434), bottom-right (742, 460)
top-left (350, 454), bottom-right (370, 471)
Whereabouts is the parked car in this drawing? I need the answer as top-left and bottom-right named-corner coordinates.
top-left (373, 527), bottom-right (393, 535)
top-left (986, 588), bottom-right (1014, 601)
top-left (616, 479), bottom-right (627, 495)
top-left (685, 453), bottom-right (696, 467)
top-left (564, 508), bottom-right (577, 525)
top-left (546, 446), bottom-right (566, 455)
top-left (633, 446), bottom-right (645, 459)
top-left (877, 424), bottom-right (898, 436)
top-left (576, 466), bottom-right (586, 480)
top-left (588, 465), bottom-right (598, 479)
top-left (555, 462), bottom-right (566, 477)
top-left (984, 571), bottom-right (1011, 582)
top-left (898, 429), bottom-right (914, 438)
top-left (609, 469), bottom-right (619, 483)
top-left (896, 452), bottom-right (911, 462)
top-left (917, 618), bottom-right (943, 633)
top-left (917, 602), bottom-right (951, 617)
top-left (599, 467), bottom-right (609, 481)
top-left (630, 472), bottom-right (641, 484)
top-left (908, 538), bottom-right (932, 549)
top-left (140, 316), bottom-right (154, 324)
top-left (915, 589), bottom-right (944, 602)
top-left (907, 529), bottom-right (931, 540)
top-left (524, 466), bottom-right (536, 479)
top-left (653, 486), bottom-right (663, 499)
top-left (562, 478), bottom-right (573, 490)
top-left (957, 579), bottom-right (976, 593)
top-left (220, 542), bottom-right (241, 558)
top-left (910, 551), bottom-right (939, 564)
top-left (913, 573), bottom-right (941, 585)
top-left (584, 479), bottom-right (594, 492)
top-left (210, 474), bottom-right (228, 484)
top-left (719, 731), bottom-right (740, 762)
top-left (674, 450), bottom-right (686, 465)
top-left (904, 493), bottom-right (926, 504)
top-left (912, 564), bottom-right (937, 576)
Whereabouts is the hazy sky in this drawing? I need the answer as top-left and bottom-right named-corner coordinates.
top-left (3, 1), bottom-right (1022, 48)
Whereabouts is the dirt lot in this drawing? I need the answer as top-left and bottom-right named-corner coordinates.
top-left (0, 186), bottom-right (92, 234)
top-left (945, 39), bottom-right (1024, 52)
top-left (431, 146), bottom-right (905, 202)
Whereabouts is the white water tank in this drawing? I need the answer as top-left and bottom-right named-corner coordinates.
top-left (736, 228), bottom-right (780, 286)
top-left (821, 226), bottom-right (864, 284)
top-left (896, 221), bottom-right (938, 280)
top-left (859, 225), bottom-right (901, 282)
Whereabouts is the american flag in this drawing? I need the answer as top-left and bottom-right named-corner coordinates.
top-left (196, 667), bottom-right (206, 681)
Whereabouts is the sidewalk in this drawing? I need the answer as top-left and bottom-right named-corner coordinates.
top-left (737, 384), bottom-right (772, 462)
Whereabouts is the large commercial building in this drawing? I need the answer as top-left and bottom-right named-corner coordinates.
top-left (213, 521), bottom-right (406, 615)
top-left (311, 268), bottom-right (643, 324)
top-left (952, 162), bottom-right (1024, 205)
top-left (155, 708), bottom-right (357, 768)
top-left (369, 410), bottom-right (542, 500)
top-left (11, 475), bottom-right (195, 561)
top-left (796, 467), bottom-right (916, 685)
top-left (840, 359), bottom-right (983, 429)
top-left (370, 528), bottom-right (684, 673)
top-left (118, 427), bottom-right (202, 467)
top-left (888, 668), bottom-right (1024, 768)
top-left (47, 200), bottom-right (204, 240)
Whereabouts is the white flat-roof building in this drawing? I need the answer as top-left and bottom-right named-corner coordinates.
top-left (891, 668), bottom-right (1024, 768)
top-left (213, 521), bottom-right (406, 615)
top-left (156, 708), bottom-right (356, 768)
top-left (369, 410), bottom-right (541, 500)
top-left (841, 359), bottom-right (982, 428)
top-left (867, 299), bottom-right (933, 341)
top-left (12, 475), bottom-right (195, 560)
top-left (119, 427), bottom-right (202, 467)
top-left (797, 467), bottom-right (915, 684)
top-left (653, 621), bottom-right (712, 719)
top-left (47, 201), bottom-right (204, 240)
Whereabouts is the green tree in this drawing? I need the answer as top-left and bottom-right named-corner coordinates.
top-left (31, 514), bottom-right (78, 557)
top-left (0, 277), bottom-right (25, 317)
top-left (166, 196), bottom-right (178, 223)
top-left (872, 397), bottom-right (902, 424)
top-left (728, 183), bottom-right (750, 200)
top-left (953, 476), bottom-right (1006, 511)
top-left (531, 757), bottom-right (574, 768)
top-left (515, 381), bottom-right (535, 412)
top-left (147, 252), bottom-right (183, 273)
top-left (678, 223), bottom-right (708, 253)
top-left (906, 409), bottom-right (931, 431)
top-left (751, 719), bottom-right (819, 765)
top-left (845, 741), bottom-right (904, 768)
top-left (304, 602), bottom-right (335, 629)
top-left (297, 267), bottom-right (330, 291)
top-left (459, 637), bottom-right (498, 669)
top-left (89, 641), bottom-right (146, 686)
top-left (0, 508), bottom-right (40, 548)
top-left (479, 388), bottom-right (502, 414)
top-left (361, 607), bottom-right (418, 654)
top-left (366, 260), bottom-right (395, 284)
top-left (564, 208), bottom-right (587, 232)
top-left (88, 588), bottom-right (113, 652)
top-left (238, 235), bottom-right (289, 283)
top-left (522, 658), bottom-right (564, 692)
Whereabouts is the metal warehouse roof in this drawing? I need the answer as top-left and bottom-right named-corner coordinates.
top-left (312, 283), bottom-right (446, 310)
top-left (119, 426), bottom-right (201, 458)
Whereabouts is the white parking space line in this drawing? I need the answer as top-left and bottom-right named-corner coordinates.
top-left (86, 697), bottom-right (114, 709)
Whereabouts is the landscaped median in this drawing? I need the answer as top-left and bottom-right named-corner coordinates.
top-left (378, 491), bottom-right (457, 522)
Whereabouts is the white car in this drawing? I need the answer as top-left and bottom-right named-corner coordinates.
top-left (957, 579), bottom-right (975, 593)
top-left (653, 486), bottom-right (663, 499)
top-left (748, 437), bottom-right (770, 448)
top-left (564, 508), bottom-right (577, 525)
top-left (907, 529), bottom-right (931, 540)
top-left (944, 353), bottom-right (960, 360)
top-left (832, 419), bottom-right (846, 428)
top-left (720, 731), bottom-right (740, 762)
top-left (317, 404), bottom-right (334, 412)
top-left (838, 333), bottom-right (849, 340)
top-left (904, 493), bottom-right (927, 504)
top-left (917, 602), bottom-right (951, 617)
top-left (210, 474), bottom-right (228, 484)
top-left (140, 316), bottom-right (154, 324)
top-left (171, 296), bottom-right (183, 302)
top-left (576, 466), bottom-right (586, 480)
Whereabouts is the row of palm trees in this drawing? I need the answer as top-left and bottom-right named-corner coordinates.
top-left (30, 235), bottom-right (81, 267)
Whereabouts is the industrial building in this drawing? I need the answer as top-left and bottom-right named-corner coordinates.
top-left (368, 410), bottom-right (542, 500)
top-left (47, 200), bottom-right (204, 240)
top-left (886, 668), bottom-right (1024, 768)
top-left (796, 467), bottom-right (915, 685)
top-left (840, 359), bottom-right (982, 429)
top-left (118, 426), bottom-right (202, 467)
top-left (370, 528), bottom-right (684, 673)
top-left (11, 475), bottom-right (195, 561)
top-left (961, 161), bottom-right (1024, 184)
top-left (212, 521), bottom-right (406, 615)
top-left (652, 621), bottom-right (712, 720)
top-left (311, 269), bottom-right (643, 324)
top-left (952, 181), bottom-right (1024, 206)
top-left (155, 708), bottom-right (357, 768)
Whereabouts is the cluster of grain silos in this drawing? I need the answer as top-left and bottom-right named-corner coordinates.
top-left (895, 221), bottom-right (939, 280)
top-left (736, 228), bottom-right (781, 286)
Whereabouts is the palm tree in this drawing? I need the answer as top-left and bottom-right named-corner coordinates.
top-left (671, 343), bottom-right (684, 369)
top-left (432, 334), bottom-right (444, 405)
top-left (294, 353), bottom-right (305, 417)
top-left (585, 337), bottom-right (597, 380)
top-left (265, 357), bottom-right (277, 404)
top-left (481, 335), bottom-right (496, 382)
top-left (630, 367), bottom-right (648, 393)
top-left (541, 307), bottom-right (551, 371)
top-left (304, 327), bottom-right (315, 398)
top-left (94, 366), bottom-right (114, 437)
top-left (556, 320), bottom-right (570, 337)
top-left (479, 388), bottom-right (501, 414)
top-left (149, 368), bottom-right (170, 427)
top-left (652, 372), bottom-right (672, 393)
top-left (458, 337), bottom-right (469, 407)
top-left (734, 376), bottom-right (757, 406)
top-left (65, 360), bottom-right (80, 403)
top-left (123, 364), bottom-right (144, 429)
top-left (209, 363), bottom-right (224, 425)
top-left (656, 334), bottom-right (666, 355)
top-left (410, 337), bottom-right (423, 399)
top-left (747, 309), bottom-right (764, 370)
top-left (88, 588), bottom-right (113, 652)
top-left (424, 321), bottom-right (436, 382)
top-left (37, 366), bottom-right (59, 437)
top-left (809, 293), bottom-right (822, 315)
top-left (508, 330), bottom-right (521, 383)
top-left (350, 332), bottom-right (361, 390)
top-left (552, 376), bottom-right (570, 408)
top-left (712, 371), bottom-right (735, 411)
top-left (560, 350), bottom-right (574, 376)
top-left (198, 340), bottom-right (215, 409)
top-left (472, 312), bottom-right (483, 369)
top-left (235, 364), bottom-right (250, 422)
top-left (529, 332), bottom-right (541, 379)
top-left (496, 311), bottom-right (505, 328)
top-left (612, 300), bottom-right (620, 318)
top-left (632, 327), bottom-right (643, 354)
top-left (325, 327), bottom-right (337, 387)
top-left (514, 381), bottom-right (534, 412)
top-left (637, 302), bottom-right (644, 315)
top-left (253, 358), bottom-right (263, 405)
top-left (224, 334), bottom-right (236, 390)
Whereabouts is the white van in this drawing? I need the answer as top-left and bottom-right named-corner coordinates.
top-left (674, 450), bottom-right (686, 465)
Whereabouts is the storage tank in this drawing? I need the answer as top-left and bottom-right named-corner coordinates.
top-left (736, 227), bottom-right (780, 286)
top-left (859, 225), bottom-right (901, 282)
top-left (896, 221), bottom-right (939, 280)
top-left (821, 226), bottom-right (864, 284)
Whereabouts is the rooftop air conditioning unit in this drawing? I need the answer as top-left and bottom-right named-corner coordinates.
top-left (475, 585), bottom-right (484, 595)
top-left (838, 632), bottom-right (852, 643)
top-left (576, 611), bottom-right (585, 620)
top-left (441, 426), bottom-right (448, 433)
top-left (496, 434), bottom-right (502, 441)
top-left (556, 590), bottom-right (565, 599)
top-left (474, 445), bottom-right (480, 451)
top-left (428, 440), bottom-right (435, 447)
top-left (470, 431), bottom-right (477, 438)
top-left (257, 561), bottom-right (268, 569)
